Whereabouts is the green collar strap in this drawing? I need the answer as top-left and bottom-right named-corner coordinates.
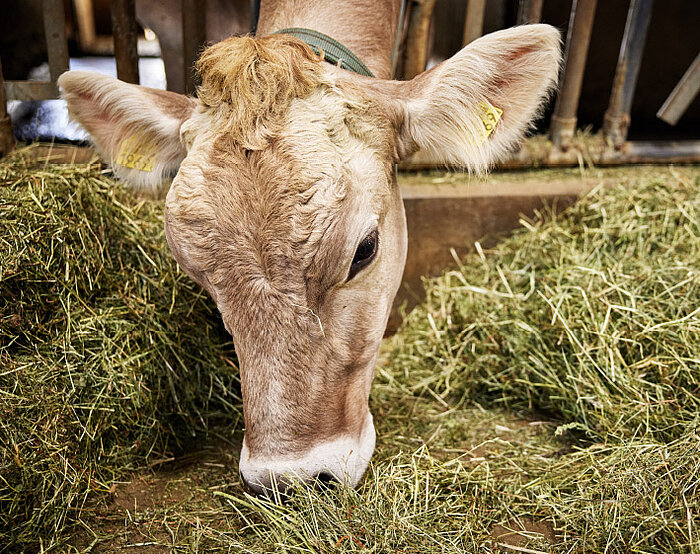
top-left (272, 27), bottom-right (375, 78)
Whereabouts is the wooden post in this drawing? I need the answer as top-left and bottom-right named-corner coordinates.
top-left (182, 0), bottom-right (206, 94)
top-left (0, 57), bottom-right (15, 157)
top-left (42, 0), bottom-right (70, 83)
top-left (74, 0), bottom-right (97, 52)
top-left (401, 0), bottom-right (437, 80)
top-left (462, 0), bottom-right (486, 46)
top-left (111, 0), bottom-right (140, 84)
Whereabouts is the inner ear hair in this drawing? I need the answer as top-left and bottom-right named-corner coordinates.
top-left (58, 71), bottom-right (196, 195)
top-left (387, 25), bottom-right (562, 172)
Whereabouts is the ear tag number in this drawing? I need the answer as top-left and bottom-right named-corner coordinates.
top-left (477, 101), bottom-right (503, 142)
top-left (116, 134), bottom-right (157, 172)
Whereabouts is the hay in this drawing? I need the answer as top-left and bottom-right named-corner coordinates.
top-left (374, 167), bottom-right (700, 551)
top-left (0, 151), bottom-right (698, 552)
top-left (392, 170), bottom-right (699, 443)
top-left (0, 148), bottom-right (242, 550)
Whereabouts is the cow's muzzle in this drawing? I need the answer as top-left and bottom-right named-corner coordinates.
top-left (238, 414), bottom-right (376, 498)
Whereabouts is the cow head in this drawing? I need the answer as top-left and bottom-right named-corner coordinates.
top-left (59, 25), bottom-right (561, 495)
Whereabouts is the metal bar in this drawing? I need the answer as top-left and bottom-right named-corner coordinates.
top-left (657, 52), bottom-right (700, 126)
top-left (0, 58), bottom-right (15, 157)
top-left (619, 140), bottom-right (700, 163)
top-left (462, 0), bottom-right (486, 46)
top-left (4, 81), bottom-right (58, 101)
top-left (42, 0), bottom-right (70, 82)
top-left (549, 0), bottom-right (597, 149)
top-left (602, 0), bottom-right (654, 147)
top-left (516, 0), bottom-right (544, 25)
top-left (111, 0), bottom-right (140, 84)
top-left (543, 140), bottom-right (700, 166)
top-left (182, 0), bottom-right (206, 94)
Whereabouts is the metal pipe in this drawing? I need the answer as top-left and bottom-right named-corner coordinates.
top-left (619, 140), bottom-right (700, 163)
top-left (111, 0), bottom-right (140, 84)
top-left (542, 140), bottom-right (700, 166)
top-left (42, 0), bottom-right (70, 83)
top-left (516, 0), bottom-right (544, 25)
top-left (549, 0), bottom-right (597, 150)
top-left (0, 57), bottom-right (15, 157)
top-left (602, 0), bottom-right (654, 147)
top-left (657, 52), bottom-right (700, 126)
top-left (182, 0), bottom-right (206, 94)
top-left (462, 0), bottom-right (486, 46)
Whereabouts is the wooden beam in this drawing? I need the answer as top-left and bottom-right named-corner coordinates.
top-left (42, 0), bottom-right (70, 82)
top-left (462, 0), bottom-right (486, 46)
top-left (111, 0), bottom-right (140, 84)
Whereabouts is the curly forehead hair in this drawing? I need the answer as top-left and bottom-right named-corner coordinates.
top-left (196, 34), bottom-right (327, 149)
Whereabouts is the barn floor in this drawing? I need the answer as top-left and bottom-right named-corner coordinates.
top-left (2, 154), bottom-right (698, 552)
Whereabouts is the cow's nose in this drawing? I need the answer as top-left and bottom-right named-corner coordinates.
top-left (238, 415), bottom-right (376, 498)
top-left (239, 470), bottom-right (339, 499)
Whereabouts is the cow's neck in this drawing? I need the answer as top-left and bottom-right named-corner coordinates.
top-left (256, 0), bottom-right (401, 80)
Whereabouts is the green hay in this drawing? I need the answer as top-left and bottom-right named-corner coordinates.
top-left (0, 150), bottom-right (242, 551)
top-left (392, 169), bottom-right (699, 443)
top-left (1, 150), bottom-right (698, 553)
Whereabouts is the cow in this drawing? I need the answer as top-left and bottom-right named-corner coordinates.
top-left (57, 0), bottom-right (561, 496)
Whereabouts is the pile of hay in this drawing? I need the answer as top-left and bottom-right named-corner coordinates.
top-left (374, 169), bottom-right (700, 551)
top-left (393, 171), bottom-right (699, 444)
top-left (0, 150), bottom-right (241, 550)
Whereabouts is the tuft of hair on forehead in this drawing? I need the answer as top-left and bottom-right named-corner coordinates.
top-left (196, 34), bottom-right (324, 149)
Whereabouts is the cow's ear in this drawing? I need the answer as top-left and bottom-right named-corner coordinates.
top-left (392, 24), bottom-right (561, 172)
top-left (58, 71), bottom-right (196, 194)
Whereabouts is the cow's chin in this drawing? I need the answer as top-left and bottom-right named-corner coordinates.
top-left (238, 413), bottom-right (376, 497)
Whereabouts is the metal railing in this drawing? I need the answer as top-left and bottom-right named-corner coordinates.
top-left (403, 0), bottom-right (699, 167)
top-left (1, 0), bottom-right (698, 164)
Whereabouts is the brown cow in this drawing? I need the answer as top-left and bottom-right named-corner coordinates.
top-left (58, 0), bottom-right (561, 495)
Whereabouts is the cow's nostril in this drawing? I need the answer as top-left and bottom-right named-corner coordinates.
top-left (240, 472), bottom-right (291, 501)
top-left (315, 471), bottom-right (340, 490)
top-left (240, 472), bottom-right (266, 497)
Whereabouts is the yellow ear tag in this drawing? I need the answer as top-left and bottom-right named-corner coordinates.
top-left (477, 100), bottom-right (503, 141)
top-left (115, 134), bottom-right (157, 172)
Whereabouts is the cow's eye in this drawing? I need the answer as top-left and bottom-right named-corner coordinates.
top-left (348, 229), bottom-right (378, 281)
